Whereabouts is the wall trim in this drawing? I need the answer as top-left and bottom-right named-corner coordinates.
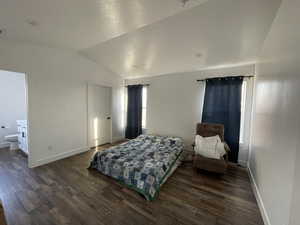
top-left (238, 160), bottom-right (248, 167)
top-left (248, 166), bottom-right (271, 225)
top-left (29, 146), bottom-right (89, 168)
top-left (0, 142), bottom-right (10, 149)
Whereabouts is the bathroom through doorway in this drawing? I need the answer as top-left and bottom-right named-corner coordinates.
top-left (0, 69), bottom-right (29, 161)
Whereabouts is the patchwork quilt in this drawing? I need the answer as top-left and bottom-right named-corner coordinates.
top-left (89, 135), bottom-right (184, 200)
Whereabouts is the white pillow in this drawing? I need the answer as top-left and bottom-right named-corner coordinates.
top-left (216, 141), bottom-right (226, 157)
top-left (194, 135), bottom-right (204, 155)
top-left (194, 135), bottom-right (225, 159)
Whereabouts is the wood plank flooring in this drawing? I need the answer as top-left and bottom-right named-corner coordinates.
top-left (0, 145), bottom-right (263, 225)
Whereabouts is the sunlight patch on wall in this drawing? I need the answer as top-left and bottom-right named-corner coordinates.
top-left (94, 117), bottom-right (99, 147)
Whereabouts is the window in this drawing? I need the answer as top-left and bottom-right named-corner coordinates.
top-left (142, 86), bottom-right (147, 129)
top-left (240, 78), bottom-right (254, 145)
top-left (239, 81), bottom-right (247, 143)
top-left (124, 85), bottom-right (148, 130)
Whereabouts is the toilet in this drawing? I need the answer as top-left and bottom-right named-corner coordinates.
top-left (4, 134), bottom-right (19, 150)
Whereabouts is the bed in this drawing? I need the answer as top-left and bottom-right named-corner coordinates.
top-left (89, 135), bottom-right (184, 200)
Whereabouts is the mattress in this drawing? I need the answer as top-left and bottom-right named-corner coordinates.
top-left (89, 135), bottom-right (184, 200)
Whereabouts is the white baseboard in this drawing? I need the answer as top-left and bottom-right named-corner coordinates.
top-left (248, 166), bottom-right (271, 225)
top-left (238, 160), bottom-right (248, 167)
top-left (29, 146), bottom-right (89, 168)
top-left (0, 142), bottom-right (10, 149)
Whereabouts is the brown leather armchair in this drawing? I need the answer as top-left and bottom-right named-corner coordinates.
top-left (193, 123), bottom-right (230, 174)
top-left (0, 199), bottom-right (7, 225)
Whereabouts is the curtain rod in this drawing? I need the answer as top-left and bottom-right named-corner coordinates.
top-left (125, 84), bottom-right (150, 87)
top-left (197, 75), bottom-right (254, 82)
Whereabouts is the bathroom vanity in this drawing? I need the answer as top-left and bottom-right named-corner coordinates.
top-left (17, 120), bottom-right (28, 154)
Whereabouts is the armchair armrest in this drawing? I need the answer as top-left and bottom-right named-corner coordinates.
top-left (224, 142), bottom-right (230, 153)
top-left (223, 142), bottom-right (230, 161)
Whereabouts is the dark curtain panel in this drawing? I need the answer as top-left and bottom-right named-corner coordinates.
top-left (125, 85), bottom-right (143, 139)
top-left (202, 76), bottom-right (243, 162)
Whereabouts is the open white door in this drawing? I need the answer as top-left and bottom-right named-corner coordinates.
top-left (88, 84), bottom-right (112, 148)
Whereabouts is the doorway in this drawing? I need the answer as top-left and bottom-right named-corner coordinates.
top-left (0, 69), bottom-right (29, 156)
top-left (87, 84), bottom-right (112, 148)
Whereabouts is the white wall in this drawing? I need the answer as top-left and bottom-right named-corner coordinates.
top-left (249, 0), bottom-right (300, 225)
top-left (0, 70), bottom-right (26, 148)
top-left (289, 146), bottom-right (300, 225)
top-left (126, 64), bottom-right (255, 158)
top-left (0, 39), bottom-right (124, 167)
top-left (112, 84), bottom-right (126, 142)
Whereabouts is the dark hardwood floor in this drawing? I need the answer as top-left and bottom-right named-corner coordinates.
top-left (0, 146), bottom-right (263, 225)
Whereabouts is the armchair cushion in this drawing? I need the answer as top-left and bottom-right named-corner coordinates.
top-left (193, 155), bottom-right (228, 174)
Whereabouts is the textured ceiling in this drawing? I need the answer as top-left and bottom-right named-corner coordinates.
top-left (0, 0), bottom-right (207, 50)
top-left (81, 0), bottom-right (282, 78)
top-left (0, 0), bottom-right (281, 78)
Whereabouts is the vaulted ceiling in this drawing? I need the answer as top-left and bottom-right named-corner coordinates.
top-left (0, 0), bottom-right (281, 78)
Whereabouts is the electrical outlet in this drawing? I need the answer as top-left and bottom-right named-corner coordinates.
top-left (0, 29), bottom-right (7, 38)
top-left (48, 145), bottom-right (53, 151)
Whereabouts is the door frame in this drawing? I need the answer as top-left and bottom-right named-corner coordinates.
top-left (87, 83), bottom-right (113, 149)
top-left (0, 69), bottom-right (30, 164)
